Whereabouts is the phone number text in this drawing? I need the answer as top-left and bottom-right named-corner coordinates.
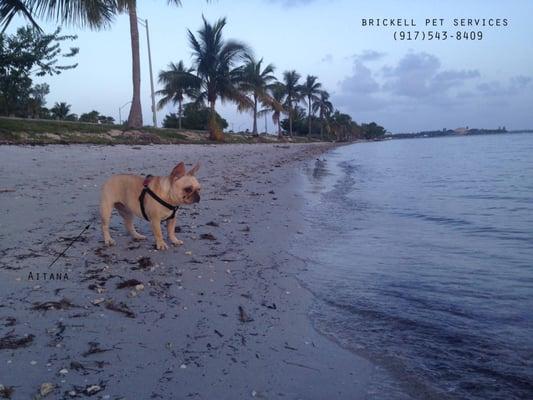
top-left (393, 31), bottom-right (483, 41)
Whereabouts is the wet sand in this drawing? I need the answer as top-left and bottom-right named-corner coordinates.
top-left (0, 144), bottom-right (386, 399)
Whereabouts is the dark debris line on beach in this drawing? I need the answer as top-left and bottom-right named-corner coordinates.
top-left (0, 333), bottom-right (35, 350)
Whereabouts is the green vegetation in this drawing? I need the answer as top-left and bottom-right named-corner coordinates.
top-left (1, 6), bottom-right (387, 143)
top-left (301, 75), bottom-right (322, 137)
top-left (0, 116), bottom-right (322, 145)
top-left (280, 70), bottom-right (302, 137)
top-left (156, 61), bottom-right (199, 130)
top-left (0, 26), bottom-right (77, 117)
top-left (163, 103), bottom-right (228, 131)
top-left (0, 117), bottom-right (115, 135)
top-left (237, 56), bottom-right (278, 135)
top-left (187, 16), bottom-right (251, 141)
top-left (0, 0), bottom-right (184, 129)
top-left (259, 83), bottom-right (285, 138)
top-left (313, 90), bottom-right (334, 139)
top-left (50, 102), bottom-right (76, 121)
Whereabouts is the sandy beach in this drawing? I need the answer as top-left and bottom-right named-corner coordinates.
top-left (0, 143), bottom-right (391, 399)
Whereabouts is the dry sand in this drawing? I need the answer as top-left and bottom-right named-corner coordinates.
top-left (0, 144), bottom-right (391, 399)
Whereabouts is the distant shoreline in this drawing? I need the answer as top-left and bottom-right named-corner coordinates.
top-left (388, 129), bottom-right (533, 140)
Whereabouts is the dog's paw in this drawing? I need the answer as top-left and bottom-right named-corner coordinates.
top-left (170, 238), bottom-right (184, 246)
top-left (155, 241), bottom-right (169, 251)
top-left (133, 234), bottom-right (147, 241)
top-left (104, 238), bottom-right (116, 247)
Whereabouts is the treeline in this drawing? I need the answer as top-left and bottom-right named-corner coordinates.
top-left (0, 27), bottom-right (116, 125)
top-left (394, 127), bottom-right (508, 139)
top-left (0, 17), bottom-right (386, 142)
top-left (156, 17), bottom-right (386, 141)
top-left (0, 27), bottom-right (78, 120)
top-left (43, 103), bottom-right (115, 124)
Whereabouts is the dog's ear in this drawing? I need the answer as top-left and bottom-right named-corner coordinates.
top-left (187, 162), bottom-right (200, 176)
top-left (170, 162), bottom-right (186, 179)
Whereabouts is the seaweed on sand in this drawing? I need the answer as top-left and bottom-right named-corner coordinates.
top-left (0, 333), bottom-right (34, 350)
top-left (0, 385), bottom-right (14, 399)
top-left (116, 279), bottom-right (142, 289)
top-left (131, 256), bottom-right (153, 270)
top-left (105, 300), bottom-right (135, 318)
top-left (32, 298), bottom-right (76, 311)
top-left (200, 233), bottom-right (217, 241)
top-left (81, 342), bottom-right (111, 357)
top-left (238, 306), bottom-right (254, 323)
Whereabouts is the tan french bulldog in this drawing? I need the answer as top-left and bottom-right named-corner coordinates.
top-left (100, 162), bottom-right (201, 250)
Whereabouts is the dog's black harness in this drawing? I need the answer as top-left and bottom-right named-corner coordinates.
top-left (139, 175), bottom-right (179, 222)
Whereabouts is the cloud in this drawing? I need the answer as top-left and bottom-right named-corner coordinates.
top-left (511, 75), bottom-right (532, 87)
top-left (382, 52), bottom-right (480, 98)
top-left (335, 92), bottom-right (390, 112)
top-left (353, 50), bottom-right (386, 62)
top-left (333, 51), bottom-right (533, 132)
top-left (477, 75), bottom-right (532, 96)
top-left (339, 61), bottom-right (380, 94)
top-left (267, 0), bottom-right (320, 7)
top-left (321, 53), bottom-right (333, 63)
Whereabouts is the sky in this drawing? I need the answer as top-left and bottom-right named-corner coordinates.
top-left (7, 0), bottom-right (533, 133)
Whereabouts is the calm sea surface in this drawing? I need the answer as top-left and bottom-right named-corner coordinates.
top-left (295, 134), bottom-right (533, 400)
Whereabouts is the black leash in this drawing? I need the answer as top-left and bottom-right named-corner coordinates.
top-left (48, 223), bottom-right (91, 268)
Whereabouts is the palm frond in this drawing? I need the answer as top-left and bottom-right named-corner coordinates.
top-left (156, 60), bottom-right (201, 110)
top-left (0, 0), bottom-right (41, 33)
top-left (22, 0), bottom-right (117, 29)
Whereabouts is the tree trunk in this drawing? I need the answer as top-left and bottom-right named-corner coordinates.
top-left (252, 94), bottom-right (257, 134)
top-left (308, 95), bottom-right (312, 136)
top-left (178, 100), bottom-right (182, 129)
top-left (277, 117), bottom-right (281, 138)
top-left (320, 112), bottom-right (324, 140)
top-left (126, 5), bottom-right (143, 129)
top-left (208, 100), bottom-right (224, 141)
top-left (288, 96), bottom-right (293, 137)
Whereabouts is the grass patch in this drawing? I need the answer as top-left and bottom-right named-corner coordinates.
top-left (0, 116), bottom-right (328, 145)
top-left (146, 127), bottom-right (192, 142)
top-left (0, 117), bottom-right (116, 135)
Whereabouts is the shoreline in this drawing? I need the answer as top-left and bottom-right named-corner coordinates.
top-left (0, 143), bottom-right (393, 399)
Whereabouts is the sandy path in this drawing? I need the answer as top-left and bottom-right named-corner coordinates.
top-left (0, 144), bottom-right (389, 399)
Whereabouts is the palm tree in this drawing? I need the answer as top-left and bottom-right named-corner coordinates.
top-left (280, 70), bottom-right (301, 137)
top-left (50, 101), bottom-right (73, 120)
top-left (156, 61), bottom-right (200, 129)
top-left (1, 0), bottom-right (183, 130)
top-left (188, 16), bottom-right (251, 141)
top-left (301, 75), bottom-right (321, 136)
top-left (238, 56), bottom-right (277, 134)
top-left (117, 1), bottom-right (182, 129)
top-left (259, 83), bottom-right (285, 138)
top-left (0, 0), bottom-right (115, 33)
top-left (312, 90), bottom-right (334, 139)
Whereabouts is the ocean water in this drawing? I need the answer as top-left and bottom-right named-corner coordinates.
top-left (295, 134), bottom-right (533, 400)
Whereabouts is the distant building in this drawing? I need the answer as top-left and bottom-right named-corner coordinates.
top-left (454, 127), bottom-right (470, 135)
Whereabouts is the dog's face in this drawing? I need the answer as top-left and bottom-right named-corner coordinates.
top-left (170, 162), bottom-right (201, 204)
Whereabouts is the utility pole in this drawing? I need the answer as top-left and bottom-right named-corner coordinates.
top-left (138, 18), bottom-right (157, 127)
top-left (119, 101), bottom-right (132, 124)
